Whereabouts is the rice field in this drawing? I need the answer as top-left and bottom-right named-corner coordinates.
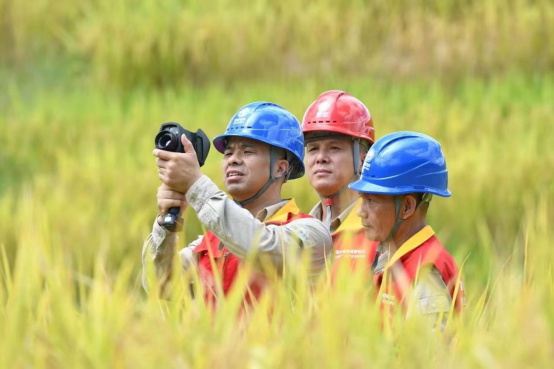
top-left (1, 0), bottom-right (553, 367)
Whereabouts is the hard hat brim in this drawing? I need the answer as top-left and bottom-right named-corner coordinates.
top-left (213, 132), bottom-right (305, 179)
top-left (349, 178), bottom-right (451, 197)
top-left (302, 124), bottom-right (374, 143)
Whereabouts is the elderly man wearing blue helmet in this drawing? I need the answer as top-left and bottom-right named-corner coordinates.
top-left (349, 131), bottom-right (465, 323)
top-left (142, 102), bottom-right (332, 303)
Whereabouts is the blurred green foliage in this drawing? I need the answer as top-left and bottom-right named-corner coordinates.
top-left (1, 0), bottom-right (553, 88)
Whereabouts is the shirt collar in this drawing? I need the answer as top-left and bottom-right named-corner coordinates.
top-left (256, 198), bottom-right (300, 222)
top-left (374, 226), bottom-right (436, 274)
top-left (386, 225), bottom-right (435, 269)
top-left (309, 199), bottom-right (361, 234)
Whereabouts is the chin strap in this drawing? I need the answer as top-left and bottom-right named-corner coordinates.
top-left (353, 138), bottom-right (361, 175)
top-left (234, 147), bottom-right (292, 207)
top-left (320, 138), bottom-right (363, 230)
top-left (370, 195), bottom-right (405, 272)
top-left (384, 195), bottom-right (407, 242)
top-left (322, 184), bottom-right (350, 230)
top-left (370, 193), bottom-right (433, 272)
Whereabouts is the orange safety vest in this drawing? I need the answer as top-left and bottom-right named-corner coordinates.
top-left (374, 226), bottom-right (465, 314)
top-left (331, 199), bottom-right (379, 278)
top-left (193, 199), bottom-right (313, 305)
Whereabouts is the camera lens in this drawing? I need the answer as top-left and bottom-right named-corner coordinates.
top-left (159, 135), bottom-right (172, 148)
top-left (155, 132), bottom-right (178, 151)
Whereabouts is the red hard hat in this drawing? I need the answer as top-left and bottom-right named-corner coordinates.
top-left (302, 90), bottom-right (375, 144)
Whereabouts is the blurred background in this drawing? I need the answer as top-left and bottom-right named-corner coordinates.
top-left (1, 0), bottom-right (553, 366)
top-left (2, 0), bottom-right (553, 276)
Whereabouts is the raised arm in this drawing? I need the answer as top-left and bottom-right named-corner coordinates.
top-left (185, 175), bottom-right (333, 279)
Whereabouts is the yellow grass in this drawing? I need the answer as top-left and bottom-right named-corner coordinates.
top-left (1, 0), bottom-right (553, 366)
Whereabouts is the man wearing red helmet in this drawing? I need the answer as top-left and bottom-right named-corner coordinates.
top-left (302, 91), bottom-right (379, 278)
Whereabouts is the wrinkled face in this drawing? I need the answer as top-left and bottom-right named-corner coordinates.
top-left (357, 193), bottom-right (397, 242)
top-left (305, 137), bottom-right (355, 196)
top-left (222, 137), bottom-right (272, 201)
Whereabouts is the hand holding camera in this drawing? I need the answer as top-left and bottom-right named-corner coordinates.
top-left (156, 184), bottom-right (187, 227)
top-left (154, 123), bottom-right (211, 231)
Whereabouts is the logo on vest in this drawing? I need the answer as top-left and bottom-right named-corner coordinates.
top-left (381, 292), bottom-right (396, 306)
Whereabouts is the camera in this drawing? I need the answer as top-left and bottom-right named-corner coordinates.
top-left (155, 122), bottom-right (211, 231)
top-left (155, 122), bottom-right (210, 166)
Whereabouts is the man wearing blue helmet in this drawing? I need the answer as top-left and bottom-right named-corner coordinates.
top-left (142, 102), bottom-right (332, 303)
top-left (349, 131), bottom-right (465, 323)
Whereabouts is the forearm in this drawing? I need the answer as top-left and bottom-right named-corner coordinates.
top-left (141, 219), bottom-right (180, 292)
top-left (186, 176), bottom-right (332, 276)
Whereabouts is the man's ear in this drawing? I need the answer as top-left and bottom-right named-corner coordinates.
top-left (360, 148), bottom-right (367, 163)
top-left (357, 142), bottom-right (368, 174)
top-left (358, 152), bottom-right (366, 174)
top-left (274, 159), bottom-right (290, 179)
top-left (360, 152), bottom-right (367, 162)
top-left (401, 195), bottom-right (418, 219)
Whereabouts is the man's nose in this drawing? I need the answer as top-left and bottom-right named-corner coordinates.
top-left (226, 151), bottom-right (243, 165)
top-left (357, 202), bottom-right (367, 218)
top-left (315, 150), bottom-right (329, 164)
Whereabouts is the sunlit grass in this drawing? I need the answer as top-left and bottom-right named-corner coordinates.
top-left (1, 2), bottom-right (553, 363)
top-left (1, 71), bottom-right (553, 366)
top-left (1, 189), bottom-right (553, 367)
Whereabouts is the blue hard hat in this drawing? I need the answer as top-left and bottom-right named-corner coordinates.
top-left (213, 102), bottom-right (305, 179)
top-left (349, 131), bottom-right (451, 197)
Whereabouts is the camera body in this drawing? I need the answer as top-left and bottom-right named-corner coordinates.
top-left (155, 122), bottom-right (211, 231)
top-left (155, 122), bottom-right (210, 166)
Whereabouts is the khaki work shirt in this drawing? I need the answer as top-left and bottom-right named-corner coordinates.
top-left (308, 200), bottom-right (358, 234)
top-left (374, 245), bottom-right (453, 327)
top-left (142, 175), bottom-right (333, 291)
